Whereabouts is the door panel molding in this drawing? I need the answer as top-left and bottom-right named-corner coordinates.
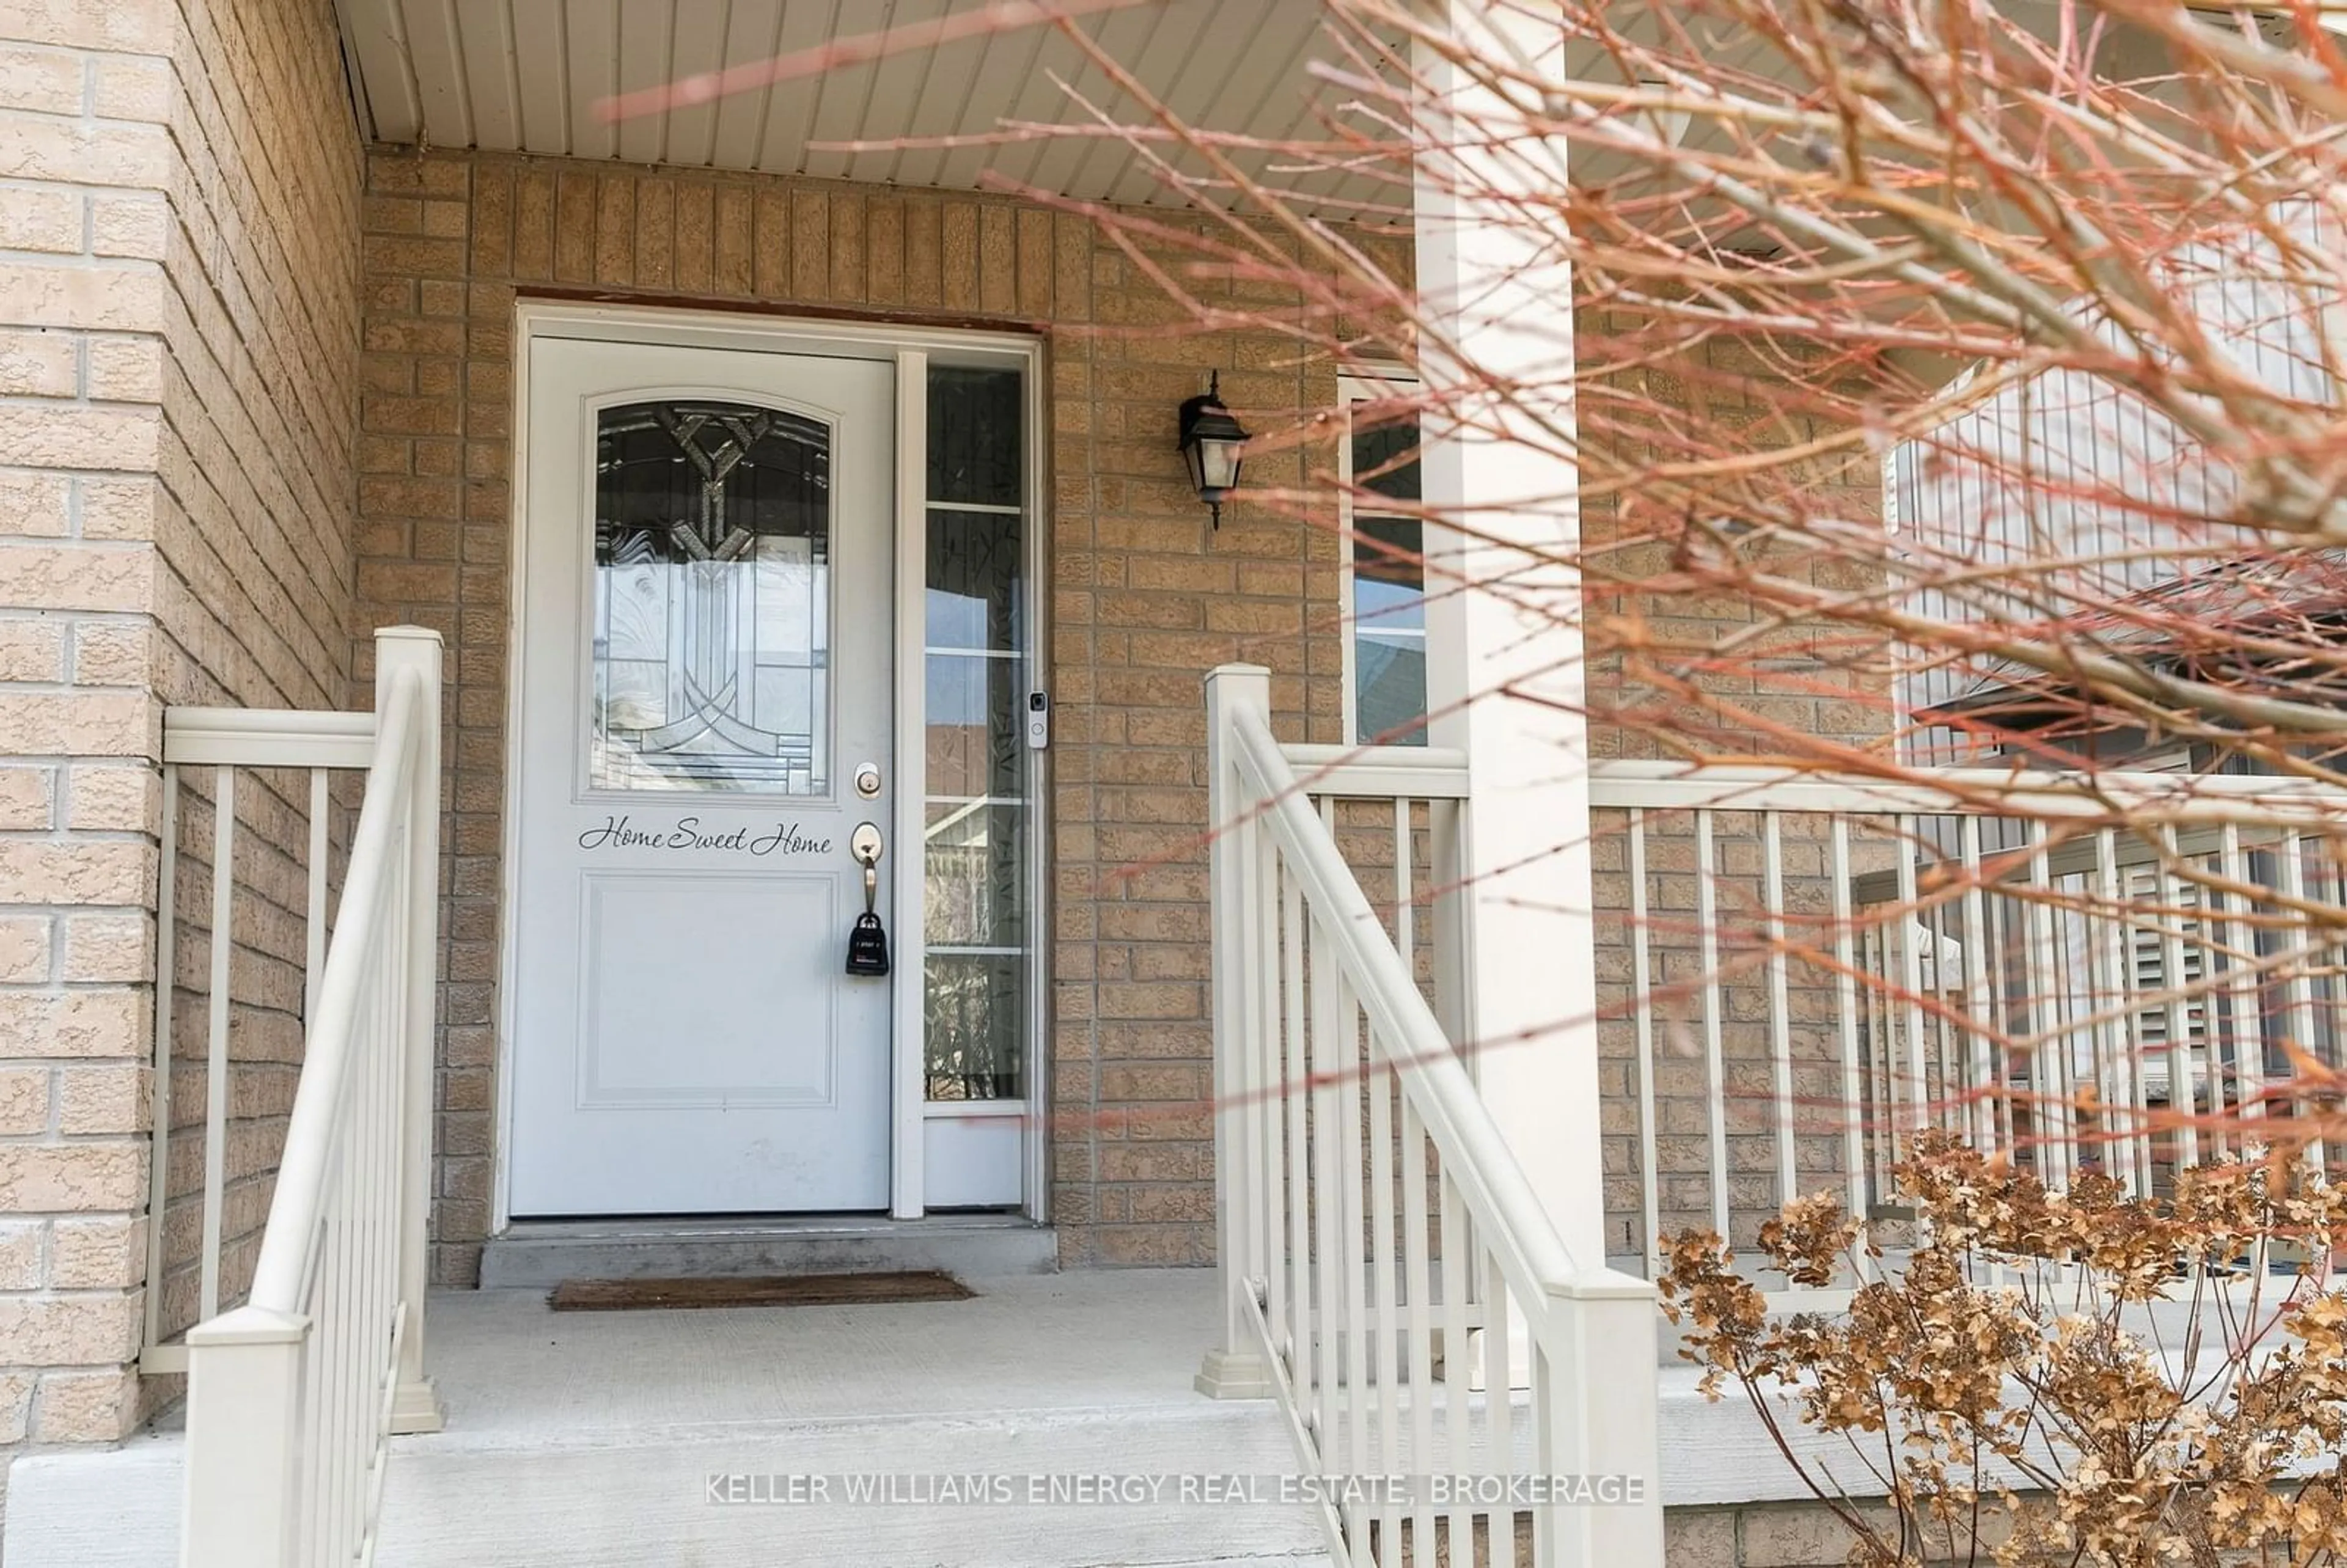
top-left (575, 868), bottom-right (840, 1110)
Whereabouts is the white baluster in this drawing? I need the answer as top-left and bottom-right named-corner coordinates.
top-left (1630, 810), bottom-right (1660, 1280)
top-left (1400, 1097), bottom-right (1436, 1559)
top-left (199, 764), bottom-right (234, 1324)
top-left (1366, 1006), bottom-right (1400, 1554)
top-left (1959, 816), bottom-right (1998, 1158)
top-left (2158, 824), bottom-right (2200, 1170)
top-left (1764, 812), bottom-right (1796, 1209)
top-left (1695, 810), bottom-right (1729, 1239)
top-left (1830, 816), bottom-right (1868, 1272)
top-left (1438, 1179), bottom-right (1471, 1567)
top-left (2221, 823), bottom-right (2267, 1148)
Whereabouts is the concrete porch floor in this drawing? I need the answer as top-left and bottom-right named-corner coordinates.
top-left (426, 1266), bottom-right (1249, 1433)
top-left (7, 1270), bottom-right (1332, 1568)
top-left (6, 1264), bottom-right (1988, 1566)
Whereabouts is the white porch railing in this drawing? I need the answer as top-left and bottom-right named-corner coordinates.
top-left (174, 628), bottom-right (444, 1568)
top-left (1202, 666), bottom-right (1665, 1568)
top-left (1587, 761), bottom-right (2347, 1294)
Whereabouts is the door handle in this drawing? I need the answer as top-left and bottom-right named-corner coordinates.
top-left (850, 822), bottom-right (884, 915)
top-left (846, 822), bottom-right (891, 977)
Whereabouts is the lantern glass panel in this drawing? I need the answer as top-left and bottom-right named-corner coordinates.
top-left (1197, 438), bottom-right (1241, 492)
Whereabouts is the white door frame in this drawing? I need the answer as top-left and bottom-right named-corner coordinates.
top-left (494, 299), bottom-right (1049, 1229)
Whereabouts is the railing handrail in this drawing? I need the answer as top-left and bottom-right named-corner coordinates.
top-left (245, 667), bottom-right (424, 1312)
top-left (163, 706), bottom-right (379, 769)
top-left (1588, 758), bottom-right (2347, 824)
top-left (1229, 702), bottom-right (1588, 1300)
top-left (1205, 666), bottom-right (1666, 1566)
top-left (1278, 741), bottom-right (1474, 800)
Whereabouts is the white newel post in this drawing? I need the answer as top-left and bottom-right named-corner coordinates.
top-left (1411, 1), bottom-right (1610, 1280)
top-left (380, 626), bottom-right (446, 1434)
top-left (179, 1305), bottom-right (305, 1568)
top-left (1546, 1273), bottom-right (1668, 1564)
top-left (1196, 664), bottom-right (1275, 1398)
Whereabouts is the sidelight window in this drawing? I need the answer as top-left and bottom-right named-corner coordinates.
top-left (922, 365), bottom-right (1030, 1103)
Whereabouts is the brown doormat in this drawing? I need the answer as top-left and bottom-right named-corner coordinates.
top-left (548, 1270), bottom-right (975, 1312)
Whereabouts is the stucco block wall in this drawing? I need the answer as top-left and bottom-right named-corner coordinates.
top-left (0, 0), bottom-right (361, 1442)
top-left (347, 147), bottom-right (1351, 1283)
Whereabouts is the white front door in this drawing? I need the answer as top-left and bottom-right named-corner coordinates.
top-left (509, 335), bottom-right (897, 1215)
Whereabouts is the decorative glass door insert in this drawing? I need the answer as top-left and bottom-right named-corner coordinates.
top-left (591, 400), bottom-right (831, 794)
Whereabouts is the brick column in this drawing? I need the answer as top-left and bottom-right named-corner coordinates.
top-left (0, 0), bottom-right (362, 1444)
top-left (0, 0), bottom-right (178, 1446)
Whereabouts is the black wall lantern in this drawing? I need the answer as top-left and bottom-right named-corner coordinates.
top-left (1177, 370), bottom-right (1249, 527)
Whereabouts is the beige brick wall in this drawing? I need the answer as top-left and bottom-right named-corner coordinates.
top-left (1662, 1494), bottom-right (2279, 1567)
top-left (0, 0), bottom-right (361, 1442)
top-left (1580, 325), bottom-right (1893, 1263)
top-left (347, 149), bottom-right (1895, 1285)
top-left (0, 4), bottom-right (1897, 1454)
top-left (348, 147), bottom-right (1353, 1281)
top-left (1665, 1500), bottom-right (1953, 1567)
top-left (0, 10), bottom-right (1902, 1472)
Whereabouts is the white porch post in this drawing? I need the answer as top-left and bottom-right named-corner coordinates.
top-left (1196, 664), bottom-right (1274, 1398)
top-left (380, 626), bottom-right (446, 1435)
top-left (1415, 20), bottom-right (1666, 1560)
top-left (1412, 5), bottom-right (1609, 1271)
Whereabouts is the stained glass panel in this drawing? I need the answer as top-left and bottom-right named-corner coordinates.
top-left (590, 400), bottom-right (831, 794)
top-left (1352, 412), bottom-right (1422, 501)
top-left (924, 654), bottom-right (1023, 800)
top-left (925, 510), bottom-right (1022, 651)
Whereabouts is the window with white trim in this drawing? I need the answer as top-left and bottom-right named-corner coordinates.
top-left (1340, 375), bottom-right (1427, 746)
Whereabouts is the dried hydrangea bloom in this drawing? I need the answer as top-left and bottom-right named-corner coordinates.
top-left (1660, 1138), bottom-right (2347, 1567)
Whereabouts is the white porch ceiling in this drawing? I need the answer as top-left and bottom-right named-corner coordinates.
top-left (331, 0), bottom-right (1397, 218)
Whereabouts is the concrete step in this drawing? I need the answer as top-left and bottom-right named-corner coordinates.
top-left (9, 1273), bottom-right (1332, 1568)
top-left (479, 1214), bottom-right (1059, 1288)
top-left (6, 1399), bottom-right (1331, 1568)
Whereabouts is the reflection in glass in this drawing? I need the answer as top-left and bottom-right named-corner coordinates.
top-left (927, 367), bottom-right (1023, 508)
top-left (1352, 411), bottom-right (1422, 502)
top-left (1352, 513), bottom-right (1427, 746)
top-left (925, 953), bottom-right (1023, 1101)
top-left (925, 510), bottom-right (1022, 651)
top-left (592, 401), bottom-right (831, 793)
top-left (925, 801), bottom-right (1026, 948)
top-left (924, 654), bottom-right (1023, 800)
